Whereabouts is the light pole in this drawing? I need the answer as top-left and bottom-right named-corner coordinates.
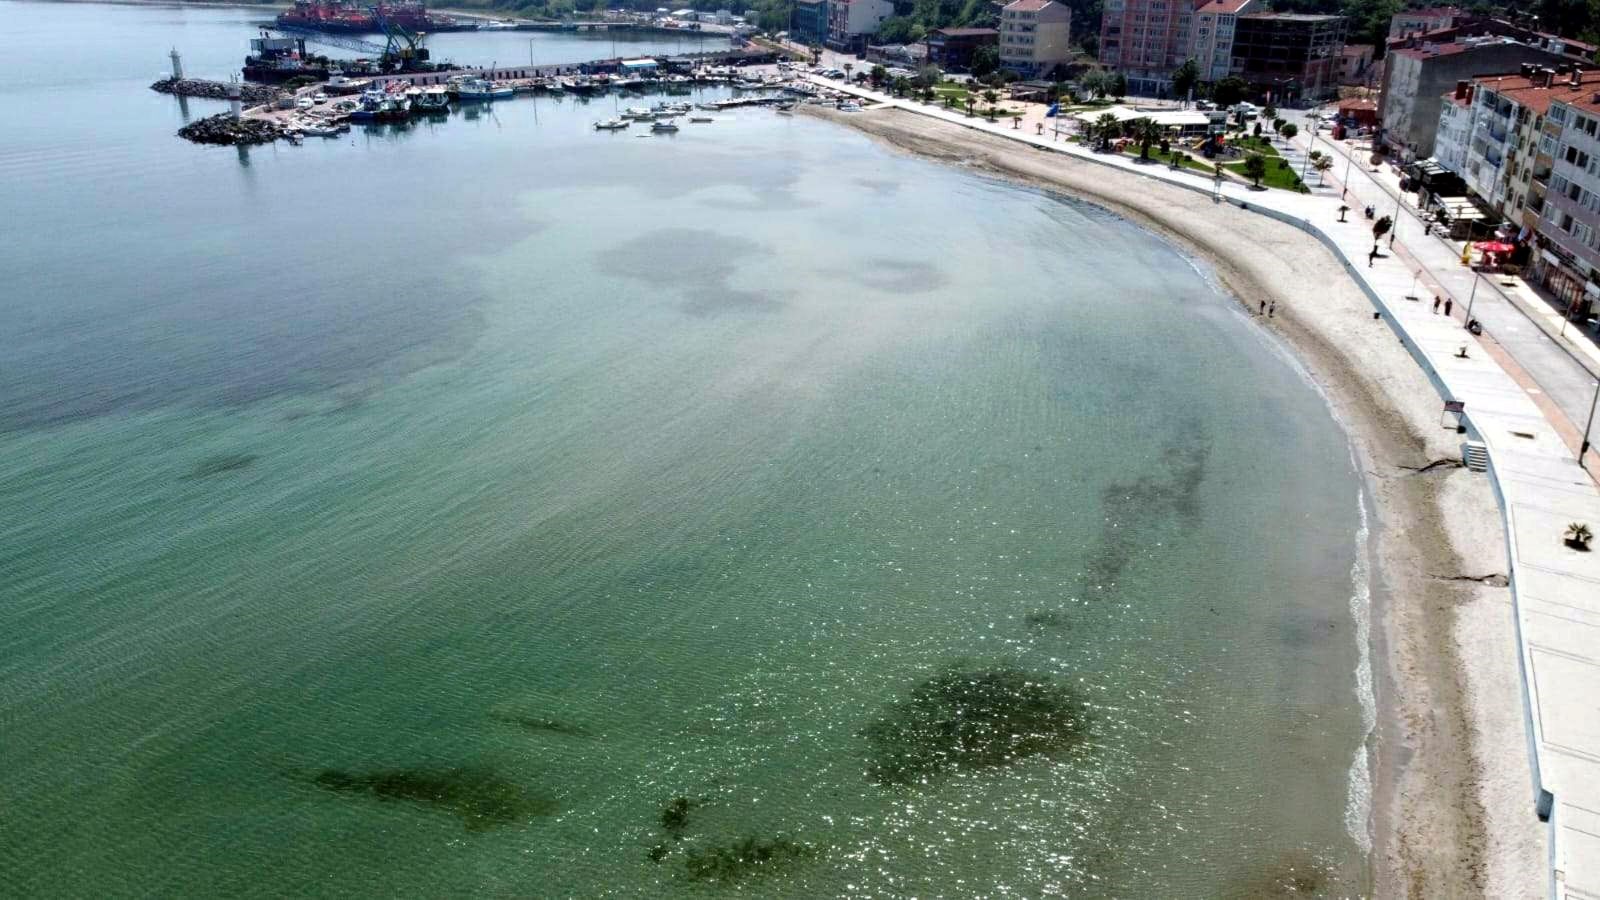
top-left (1390, 187), bottom-right (1402, 247)
top-left (1464, 268), bottom-right (1482, 325)
top-left (1581, 379), bottom-right (1600, 463)
top-left (1299, 118), bottom-right (1317, 183)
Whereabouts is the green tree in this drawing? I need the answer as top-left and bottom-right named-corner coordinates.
top-left (892, 75), bottom-right (912, 97)
top-left (915, 65), bottom-right (943, 89)
top-left (1213, 75), bottom-right (1248, 108)
top-left (1263, 104), bottom-right (1278, 121)
top-left (971, 45), bottom-right (1000, 77)
top-left (1078, 71), bottom-right (1109, 99)
top-left (1313, 155), bottom-right (1334, 185)
top-left (1130, 117), bottom-right (1163, 160)
top-left (1092, 112), bottom-right (1120, 150)
top-left (1110, 73), bottom-right (1127, 98)
top-left (870, 64), bottom-right (888, 87)
top-left (1171, 58), bottom-right (1200, 101)
top-left (1243, 152), bottom-right (1267, 187)
top-left (1280, 122), bottom-right (1299, 142)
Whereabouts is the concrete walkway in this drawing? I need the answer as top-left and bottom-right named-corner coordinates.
top-left (808, 76), bottom-right (1600, 900)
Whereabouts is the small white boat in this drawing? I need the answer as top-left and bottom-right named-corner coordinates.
top-left (651, 119), bottom-right (679, 133)
top-left (594, 117), bottom-right (630, 130)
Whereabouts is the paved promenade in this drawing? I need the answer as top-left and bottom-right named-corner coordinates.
top-left (808, 77), bottom-right (1600, 899)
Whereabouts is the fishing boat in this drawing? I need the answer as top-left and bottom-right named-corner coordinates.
top-left (455, 77), bottom-right (513, 101)
top-left (650, 119), bottom-right (679, 133)
top-left (594, 117), bottom-right (630, 130)
top-left (413, 87), bottom-right (451, 113)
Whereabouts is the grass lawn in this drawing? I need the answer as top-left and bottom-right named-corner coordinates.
top-left (1223, 156), bottom-right (1307, 191)
top-left (1226, 135), bottom-right (1281, 157)
top-left (1119, 147), bottom-right (1216, 173)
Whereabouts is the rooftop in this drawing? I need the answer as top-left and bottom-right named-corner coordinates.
top-left (1398, 6), bottom-right (1463, 18)
top-left (1003, 0), bottom-right (1057, 10)
top-left (1471, 68), bottom-right (1600, 116)
top-left (1239, 11), bottom-right (1346, 23)
top-left (930, 26), bottom-right (998, 36)
top-left (1195, 0), bottom-right (1254, 14)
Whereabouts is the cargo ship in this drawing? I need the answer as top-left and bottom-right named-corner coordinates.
top-left (274, 1), bottom-right (474, 35)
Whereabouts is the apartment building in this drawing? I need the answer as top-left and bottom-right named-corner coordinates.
top-left (1000, 0), bottom-right (1072, 78)
top-left (825, 0), bottom-right (893, 52)
top-left (1230, 12), bottom-right (1347, 101)
top-left (1380, 34), bottom-right (1569, 159)
top-left (1388, 6), bottom-right (1464, 39)
top-left (1534, 80), bottom-right (1600, 319)
top-left (1099, 0), bottom-right (1201, 96)
top-left (1189, 0), bottom-right (1257, 83)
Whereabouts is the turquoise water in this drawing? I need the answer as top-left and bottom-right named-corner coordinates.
top-left (1, 2), bottom-right (1370, 895)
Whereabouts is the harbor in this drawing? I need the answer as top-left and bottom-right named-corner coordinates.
top-left (158, 34), bottom-right (836, 146)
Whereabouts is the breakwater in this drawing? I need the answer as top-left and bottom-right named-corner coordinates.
top-left (152, 78), bottom-right (282, 103)
top-left (177, 113), bottom-right (282, 145)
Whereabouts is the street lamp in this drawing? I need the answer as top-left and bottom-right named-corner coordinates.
top-left (1581, 379), bottom-right (1600, 463)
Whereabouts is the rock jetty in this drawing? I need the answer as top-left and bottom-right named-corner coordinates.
top-left (177, 114), bottom-right (284, 146)
top-left (151, 78), bottom-right (283, 104)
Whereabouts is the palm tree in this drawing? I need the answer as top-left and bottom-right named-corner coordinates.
top-left (965, 97), bottom-right (976, 117)
top-left (1129, 117), bottom-right (1163, 161)
top-left (982, 89), bottom-right (999, 106)
top-left (1092, 113), bottom-right (1120, 151)
top-left (843, 62), bottom-right (853, 82)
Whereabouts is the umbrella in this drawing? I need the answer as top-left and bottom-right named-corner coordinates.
top-left (1474, 241), bottom-right (1515, 254)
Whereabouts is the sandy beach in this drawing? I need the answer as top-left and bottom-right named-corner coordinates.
top-left (805, 106), bottom-right (1547, 897)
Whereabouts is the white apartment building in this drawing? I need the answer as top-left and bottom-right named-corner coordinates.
top-left (1190, 0), bottom-right (1257, 83)
top-left (1000, 0), bottom-right (1072, 79)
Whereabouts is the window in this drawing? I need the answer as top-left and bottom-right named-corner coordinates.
top-left (1562, 212), bottom-right (1575, 232)
top-left (1550, 105), bottom-right (1568, 124)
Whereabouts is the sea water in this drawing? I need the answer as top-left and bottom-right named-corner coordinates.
top-left (0, 2), bottom-right (1370, 894)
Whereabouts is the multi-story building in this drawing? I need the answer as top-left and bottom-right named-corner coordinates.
top-left (789, 0), bottom-right (828, 46)
top-left (1379, 33), bottom-right (1569, 160)
top-left (1338, 43), bottom-right (1376, 86)
top-left (1533, 80), bottom-right (1600, 321)
top-left (1229, 12), bottom-right (1347, 102)
top-left (926, 27), bottom-right (999, 71)
top-left (825, 0), bottom-right (893, 52)
top-left (1433, 81), bottom-right (1475, 175)
top-left (1099, 0), bottom-right (1201, 97)
top-left (1388, 6), bottom-right (1464, 39)
top-left (999, 0), bottom-right (1072, 78)
top-left (1189, 0), bottom-right (1257, 84)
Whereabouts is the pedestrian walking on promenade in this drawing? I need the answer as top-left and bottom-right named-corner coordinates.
top-left (1268, 301), bottom-right (1276, 317)
top-left (1445, 298), bottom-right (1453, 316)
top-left (1368, 247), bottom-right (1378, 267)
top-left (1434, 296), bottom-right (1442, 313)
top-left (1259, 299), bottom-right (1267, 315)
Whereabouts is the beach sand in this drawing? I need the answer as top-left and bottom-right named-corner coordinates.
top-left (804, 106), bottom-right (1547, 897)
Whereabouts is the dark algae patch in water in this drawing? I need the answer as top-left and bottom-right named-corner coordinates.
top-left (682, 836), bottom-right (818, 883)
top-left (310, 766), bottom-right (555, 831)
top-left (181, 453), bottom-right (258, 479)
top-left (487, 710), bottom-right (591, 737)
top-left (659, 795), bottom-right (700, 839)
top-left (864, 665), bottom-right (1089, 785)
top-left (1079, 428), bottom-right (1209, 597)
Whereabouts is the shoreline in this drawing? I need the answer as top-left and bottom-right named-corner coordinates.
top-left (804, 105), bottom-right (1546, 896)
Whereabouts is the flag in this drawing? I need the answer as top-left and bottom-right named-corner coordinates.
top-left (1045, 103), bottom-right (1059, 118)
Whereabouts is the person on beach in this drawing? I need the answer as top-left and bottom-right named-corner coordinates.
top-left (1434, 296), bottom-right (1442, 313)
top-left (1445, 298), bottom-right (1453, 316)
